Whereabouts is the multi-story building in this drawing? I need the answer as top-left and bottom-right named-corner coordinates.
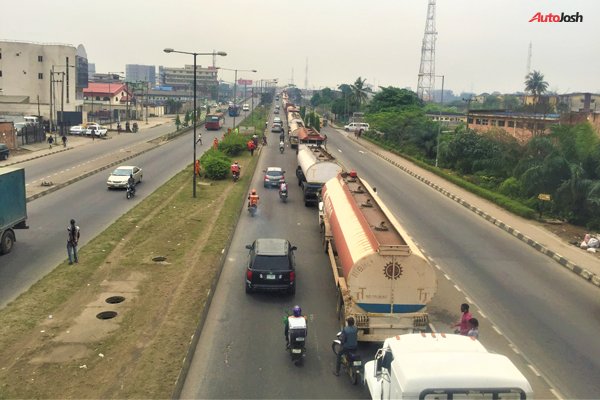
top-left (0, 40), bottom-right (86, 122)
top-left (557, 92), bottom-right (600, 113)
top-left (467, 110), bottom-right (561, 142)
top-left (158, 65), bottom-right (218, 98)
top-left (126, 64), bottom-right (156, 86)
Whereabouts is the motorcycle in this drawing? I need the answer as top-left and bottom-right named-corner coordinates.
top-left (279, 188), bottom-right (288, 203)
top-left (279, 143), bottom-right (285, 154)
top-left (232, 171), bottom-right (240, 182)
top-left (287, 315), bottom-right (307, 366)
top-left (332, 332), bottom-right (362, 385)
top-left (126, 183), bottom-right (136, 200)
top-left (248, 203), bottom-right (257, 217)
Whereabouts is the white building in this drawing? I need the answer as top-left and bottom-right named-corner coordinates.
top-left (0, 40), bottom-right (86, 120)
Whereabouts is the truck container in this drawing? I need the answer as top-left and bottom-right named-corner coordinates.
top-left (296, 144), bottom-right (342, 206)
top-left (0, 168), bottom-right (28, 254)
top-left (320, 172), bottom-right (437, 341)
top-left (364, 333), bottom-right (533, 399)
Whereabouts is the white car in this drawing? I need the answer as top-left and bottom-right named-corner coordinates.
top-left (242, 104), bottom-right (250, 111)
top-left (344, 122), bottom-right (369, 133)
top-left (107, 165), bottom-right (143, 189)
top-left (85, 123), bottom-right (108, 137)
top-left (70, 125), bottom-right (86, 135)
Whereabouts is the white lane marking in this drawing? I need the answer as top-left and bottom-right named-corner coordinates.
top-left (492, 325), bottom-right (502, 335)
top-left (478, 310), bottom-right (487, 319)
top-left (509, 343), bottom-right (521, 355)
top-left (453, 284), bottom-right (462, 292)
top-left (465, 296), bottom-right (473, 304)
top-left (549, 388), bottom-right (562, 400)
top-left (527, 364), bottom-right (542, 377)
top-left (337, 149), bottom-right (342, 153)
top-left (358, 150), bottom-right (365, 154)
top-left (444, 273), bottom-right (450, 280)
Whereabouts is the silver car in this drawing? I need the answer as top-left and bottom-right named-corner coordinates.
top-left (107, 165), bottom-right (143, 189)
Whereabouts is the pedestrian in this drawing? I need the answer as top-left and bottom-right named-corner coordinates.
top-left (213, 137), bottom-right (219, 150)
top-left (47, 135), bottom-right (54, 149)
top-left (252, 134), bottom-right (258, 147)
top-left (117, 123), bottom-right (122, 134)
top-left (323, 133), bottom-right (328, 149)
top-left (334, 317), bottom-right (358, 376)
top-left (467, 318), bottom-right (479, 339)
top-left (62, 135), bottom-right (67, 147)
top-left (452, 303), bottom-right (472, 335)
top-left (125, 121), bottom-right (130, 132)
top-left (194, 159), bottom-right (201, 177)
top-left (67, 219), bottom-right (80, 265)
top-left (247, 140), bottom-right (256, 156)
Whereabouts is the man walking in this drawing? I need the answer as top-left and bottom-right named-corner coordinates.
top-left (67, 219), bottom-right (80, 265)
top-left (47, 135), bottom-right (54, 149)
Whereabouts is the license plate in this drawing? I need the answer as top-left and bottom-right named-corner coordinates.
top-left (353, 361), bottom-right (362, 366)
top-left (295, 337), bottom-right (305, 342)
top-left (292, 349), bottom-right (302, 354)
top-left (266, 274), bottom-right (276, 280)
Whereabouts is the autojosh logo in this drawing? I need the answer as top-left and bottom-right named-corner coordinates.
top-left (529, 12), bottom-right (583, 22)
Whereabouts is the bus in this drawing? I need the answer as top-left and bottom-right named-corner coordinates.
top-left (228, 105), bottom-right (240, 117)
top-left (205, 113), bottom-right (225, 130)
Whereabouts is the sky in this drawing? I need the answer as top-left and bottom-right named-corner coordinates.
top-left (2, 0), bottom-right (598, 95)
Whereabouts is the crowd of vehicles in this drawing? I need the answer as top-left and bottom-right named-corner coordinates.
top-left (0, 168), bottom-right (28, 255)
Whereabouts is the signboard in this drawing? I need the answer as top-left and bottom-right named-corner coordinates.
top-left (237, 79), bottom-right (253, 86)
top-left (537, 193), bottom-right (551, 201)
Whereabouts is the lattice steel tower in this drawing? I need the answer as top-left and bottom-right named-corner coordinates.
top-left (416, 0), bottom-right (437, 102)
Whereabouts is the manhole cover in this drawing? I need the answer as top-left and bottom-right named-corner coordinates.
top-left (96, 311), bottom-right (118, 320)
top-left (105, 296), bottom-right (125, 304)
top-left (152, 256), bottom-right (167, 262)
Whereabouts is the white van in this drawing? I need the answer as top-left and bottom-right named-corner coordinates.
top-left (344, 122), bottom-right (369, 133)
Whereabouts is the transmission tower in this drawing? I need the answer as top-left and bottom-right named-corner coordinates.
top-left (212, 49), bottom-right (216, 68)
top-left (291, 68), bottom-right (295, 86)
top-left (416, 0), bottom-right (437, 102)
top-left (305, 57), bottom-right (308, 91)
top-left (526, 42), bottom-right (532, 75)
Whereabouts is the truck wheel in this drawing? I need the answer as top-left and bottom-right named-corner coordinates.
top-left (0, 230), bottom-right (16, 255)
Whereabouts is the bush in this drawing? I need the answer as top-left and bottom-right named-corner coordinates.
top-left (200, 149), bottom-right (231, 180)
top-left (219, 134), bottom-right (247, 156)
top-left (499, 177), bottom-right (523, 199)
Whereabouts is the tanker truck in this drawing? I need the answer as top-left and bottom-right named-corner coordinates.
top-left (319, 172), bottom-right (437, 341)
top-left (0, 168), bottom-right (28, 255)
top-left (296, 144), bottom-right (342, 207)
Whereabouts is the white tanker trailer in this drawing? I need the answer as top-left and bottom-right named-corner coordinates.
top-left (296, 144), bottom-right (342, 206)
top-left (320, 172), bottom-right (437, 341)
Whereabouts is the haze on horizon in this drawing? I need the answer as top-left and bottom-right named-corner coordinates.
top-left (2, 0), bottom-right (598, 95)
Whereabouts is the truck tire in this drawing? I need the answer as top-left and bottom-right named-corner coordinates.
top-left (0, 230), bottom-right (16, 255)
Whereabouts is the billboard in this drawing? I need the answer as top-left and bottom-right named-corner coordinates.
top-left (237, 79), bottom-right (253, 86)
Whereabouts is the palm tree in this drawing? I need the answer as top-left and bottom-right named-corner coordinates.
top-left (524, 70), bottom-right (549, 135)
top-left (351, 77), bottom-right (368, 109)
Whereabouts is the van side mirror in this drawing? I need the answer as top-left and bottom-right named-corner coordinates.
top-left (291, 246), bottom-right (297, 251)
top-left (245, 244), bottom-right (252, 250)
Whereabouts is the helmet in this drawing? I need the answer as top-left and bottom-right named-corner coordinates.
top-left (130, 174), bottom-right (133, 178)
top-left (235, 161), bottom-right (239, 164)
top-left (292, 305), bottom-right (301, 317)
top-left (251, 189), bottom-right (257, 195)
top-left (70, 219), bottom-right (75, 225)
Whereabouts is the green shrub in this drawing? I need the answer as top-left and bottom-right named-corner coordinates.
top-left (200, 149), bottom-right (231, 180)
top-left (219, 134), bottom-right (247, 156)
top-left (499, 177), bottom-right (523, 198)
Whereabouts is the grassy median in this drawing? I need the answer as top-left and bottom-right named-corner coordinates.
top-left (0, 152), bottom-right (258, 399)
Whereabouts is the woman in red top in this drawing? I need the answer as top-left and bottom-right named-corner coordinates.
top-left (452, 303), bottom-right (472, 335)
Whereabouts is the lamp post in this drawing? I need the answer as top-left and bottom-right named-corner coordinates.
top-left (108, 72), bottom-right (124, 129)
top-left (435, 74), bottom-right (444, 167)
top-left (217, 67), bottom-right (257, 128)
top-left (164, 48), bottom-right (227, 198)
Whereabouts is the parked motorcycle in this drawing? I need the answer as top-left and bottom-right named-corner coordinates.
top-left (126, 184), bottom-right (136, 200)
top-left (248, 203), bottom-right (257, 217)
top-left (332, 332), bottom-right (362, 385)
top-left (286, 315), bottom-right (307, 365)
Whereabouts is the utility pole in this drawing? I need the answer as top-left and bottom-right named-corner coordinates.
top-left (417, 0), bottom-right (437, 102)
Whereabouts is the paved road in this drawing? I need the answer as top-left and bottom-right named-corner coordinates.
top-left (323, 127), bottom-right (600, 399)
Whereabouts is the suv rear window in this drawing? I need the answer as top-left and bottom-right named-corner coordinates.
top-left (253, 255), bottom-right (290, 270)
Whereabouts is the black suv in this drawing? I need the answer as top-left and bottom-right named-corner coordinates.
top-left (245, 238), bottom-right (297, 294)
top-left (0, 143), bottom-right (9, 160)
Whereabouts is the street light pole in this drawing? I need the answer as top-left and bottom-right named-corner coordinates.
top-left (435, 74), bottom-right (444, 167)
top-left (108, 72), bottom-right (124, 129)
top-left (233, 69), bottom-right (238, 128)
top-left (164, 48), bottom-right (227, 198)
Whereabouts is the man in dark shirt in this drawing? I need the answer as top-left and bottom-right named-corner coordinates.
top-left (335, 317), bottom-right (358, 376)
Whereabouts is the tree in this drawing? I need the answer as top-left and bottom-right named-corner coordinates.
top-left (175, 114), bottom-right (181, 130)
top-left (524, 70), bottom-right (549, 135)
top-left (367, 87), bottom-right (423, 113)
top-left (351, 77), bottom-right (368, 109)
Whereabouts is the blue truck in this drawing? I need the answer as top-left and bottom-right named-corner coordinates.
top-left (0, 168), bottom-right (28, 254)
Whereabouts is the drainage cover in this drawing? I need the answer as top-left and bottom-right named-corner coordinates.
top-left (96, 311), bottom-right (117, 320)
top-left (152, 256), bottom-right (167, 262)
top-left (105, 296), bottom-right (125, 304)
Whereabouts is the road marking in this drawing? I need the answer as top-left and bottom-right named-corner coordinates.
top-left (509, 343), bottom-right (521, 354)
top-left (444, 273), bottom-right (450, 280)
top-left (527, 363), bottom-right (542, 377)
top-left (453, 284), bottom-right (462, 292)
top-left (465, 296), bottom-right (473, 304)
top-left (337, 148), bottom-right (342, 153)
top-left (549, 388), bottom-right (562, 400)
top-left (492, 325), bottom-right (502, 335)
top-left (478, 310), bottom-right (487, 319)
top-left (358, 150), bottom-right (365, 154)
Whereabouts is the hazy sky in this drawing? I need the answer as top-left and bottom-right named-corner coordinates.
top-left (2, 0), bottom-right (598, 95)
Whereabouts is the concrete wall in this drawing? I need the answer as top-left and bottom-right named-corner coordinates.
top-left (0, 122), bottom-right (17, 149)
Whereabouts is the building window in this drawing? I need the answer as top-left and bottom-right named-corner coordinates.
top-left (38, 55), bottom-right (43, 62)
top-left (38, 73), bottom-right (43, 79)
top-left (491, 120), bottom-right (497, 126)
top-left (103, 97), bottom-right (110, 101)
top-left (526, 123), bottom-right (534, 129)
top-left (95, 96), bottom-right (101, 101)
top-left (537, 123), bottom-right (545, 130)
top-left (475, 118), bottom-right (481, 125)
top-left (498, 120), bottom-right (505, 127)
top-left (516, 122), bottom-right (524, 128)
top-left (508, 121), bottom-right (515, 128)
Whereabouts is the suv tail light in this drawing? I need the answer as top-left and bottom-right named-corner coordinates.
top-left (246, 269), bottom-right (253, 281)
top-left (290, 271), bottom-right (295, 282)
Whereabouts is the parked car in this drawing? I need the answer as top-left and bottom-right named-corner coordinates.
top-left (85, 124), bottom-right (108, 137)
top-left (69, 125), bottom-right (86, 135)
top-left (344, 122), bottom-right (370, 133)
top-left (242, 104), bottom-right (250, 111)
top-left (0, 144), bottom-right (9, 160)
top-left (245, 238), bottom-right (297, 294)
top-left (263, 167), bottom-right (285, 188)
top-left (107, 165), bottom-right (143, 189)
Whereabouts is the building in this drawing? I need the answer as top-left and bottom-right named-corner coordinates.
top-left (467, 110), bottom-right (560, 142)
top-left (0, 40), bottom-right (86, 124)
top-left (83, 82), bottom-right (132, 123)
top-left (557, 93), bottom-right (600, 113)
top-left (427, 112), bottom-right (466, 128)
top-left (88, 63), bottom-right (96, 75)
top-left (126, 64), bottom-right (156, 86)
top-left (158, 65), bottom-right (218, 98)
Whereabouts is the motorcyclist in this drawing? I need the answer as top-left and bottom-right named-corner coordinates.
top-left (247, 189), bottom-right (259, 208)
top-left (262, 135), bottom-right (268, 146)
top-left (279, 181), bottom-right (288, 197)
top-left (279, 140), bottom-right (285, 152)
top-left (230, 161), bottom-right (241, 179)
top-left (127, 174), bottom-right (136, 195)
top-left (284, 305), bottom-right (306, 347)
top-left (334, 316), bottom-right (358, 376)
top-left (279, 132), bottom-right (285, 143)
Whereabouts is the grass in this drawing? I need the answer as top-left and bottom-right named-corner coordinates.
top-left (0, 150), bottom-right (259, 399)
